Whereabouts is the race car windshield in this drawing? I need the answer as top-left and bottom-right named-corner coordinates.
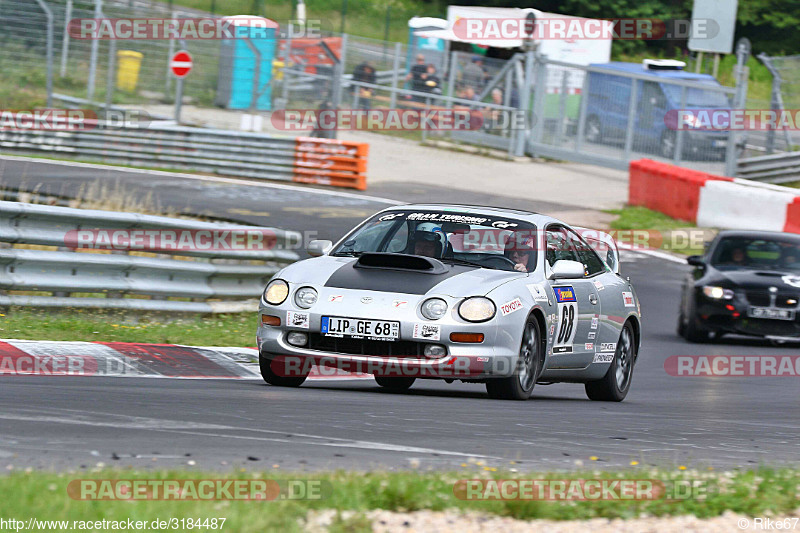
top-left (710, 237), bottom-right (800, 272)
top-left (332, 210), bottom-right (538, 272)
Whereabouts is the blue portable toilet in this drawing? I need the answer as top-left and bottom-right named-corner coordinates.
top-left (215, 15), bottom-right (278, 111)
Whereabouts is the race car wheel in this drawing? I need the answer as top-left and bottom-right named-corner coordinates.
top-left (682, 295), bottom-right (710, 343)
top-left (486, 318), bottom-right (542, 401)
top-left (259, 353), bottom-right (308, 387)
top-left (374, 376), bottom-right (416, 391)
top-left (585, 321), bottom-right (636, 402)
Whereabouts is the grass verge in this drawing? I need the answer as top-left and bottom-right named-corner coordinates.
top-left (605, 205), bottom-right (709, 256)
top-left (0, 468), bottom-right (797, 532)
top-left (0, 309), bottom-right (255, 347)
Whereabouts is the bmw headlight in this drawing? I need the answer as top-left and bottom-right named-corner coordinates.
top-left (294, 287), bottom-right (318, 309)
top-left (421, 298), bottom-right (448, 320)
top-left (264, 279), bottom-right (289, 305)
top-left (703, 286), bottom-right (734, 300)
top-left (458, 297), bottom-right (496, 323)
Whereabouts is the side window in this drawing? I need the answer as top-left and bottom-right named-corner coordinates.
top-left (567, 230), bottom-right (606, 276)
top-left (546, 227), bottom-right (580, 267)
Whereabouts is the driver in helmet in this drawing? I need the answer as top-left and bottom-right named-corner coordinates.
top-left (505, 232), bottom-right (535, 272)
top-left (411, 222), bottom-right (446, 258)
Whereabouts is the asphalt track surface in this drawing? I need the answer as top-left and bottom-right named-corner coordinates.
top-left (0, 157), bottom-right (798, 472)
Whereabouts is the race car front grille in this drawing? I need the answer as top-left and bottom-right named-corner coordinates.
top-left (746, 291), bottom-right (799, 309)
top-left (307, 334), bottom-right (426, 357)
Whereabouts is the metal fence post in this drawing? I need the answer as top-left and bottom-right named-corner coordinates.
top-left (574, 69), bottom-right (592, 153)
top-left (60, 0), bottom-right (73, 77)
top-left (105, 37), bottom-right (117, 111)
top-left (446, 50), bottom-right (457, 110)
top-left (530, 54), bottom-right (548, 145)
top-left (34, 0), bottom-right (54, 108)
top-left (622, 79), bottom-right (638, 161)
top-left (389, 42), bottom-right (401, 109)
top-left (514, 49), bottom-right (535, 157)
top-left (673, 86), bottom-right (687, 164)
top-left (166, 11), bottom-right (177, 96)
top-left (87, 0), bottom-right (102, 102)
top-left (725, 47), bottom-right (749, 177)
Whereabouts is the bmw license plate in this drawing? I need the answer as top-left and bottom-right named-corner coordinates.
top-left (748, 307), bottom-right (795, 321)
top-left (712, 140), bottom-right (727, 148)
top-left (321, 316), bottom-right (400, 341)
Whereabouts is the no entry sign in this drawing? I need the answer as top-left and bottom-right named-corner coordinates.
top-left (170, 51), bottom-right (193, 78)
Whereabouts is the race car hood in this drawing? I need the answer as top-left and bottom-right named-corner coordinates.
top-left (709, 269), bottom-right (800, 291)
top-left (277, 254), bottom-right (524, 297)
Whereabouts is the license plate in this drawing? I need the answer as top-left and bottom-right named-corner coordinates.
top-left (748, 307), bottom-right (795, 321)
top-left (712, 140), bottom-right (727, 148)
top-left (321, 316), bottom-right (400, 341)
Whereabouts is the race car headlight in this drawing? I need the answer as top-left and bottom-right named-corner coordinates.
top-left (264, 279), bottom-right (289, 305)
top-left (421, 298), bottom-right (448, 320)
top-left (703, 286), bottom-right (734, 300)
top-left (458, 297), bottom-right (496, 323)
top-left (294, 287), bottom-right (318, 309)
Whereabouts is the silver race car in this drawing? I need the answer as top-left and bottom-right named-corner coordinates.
top-left (257, 205), bottom-right (642, 401)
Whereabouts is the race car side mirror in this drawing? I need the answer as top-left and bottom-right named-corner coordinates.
top-left (307, 240), bottom-right (333, 257)
top-left (548, 260), bottom-right (585, 280)
top-left (687, 255), bottom-right (705, 268)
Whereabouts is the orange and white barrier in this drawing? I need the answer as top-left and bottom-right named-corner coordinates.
top-left (629, 159), bottom-right (800, 234)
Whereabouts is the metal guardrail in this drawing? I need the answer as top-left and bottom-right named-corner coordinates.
top-left (737, 151), bottom-right (800, 184)
top-left (0, 124), bottom-right (370, 190)
top-left (0, 201), bottom-right (301, 313)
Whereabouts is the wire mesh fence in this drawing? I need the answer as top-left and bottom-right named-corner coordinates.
top-left (0, 0), bottom-right (761, 175)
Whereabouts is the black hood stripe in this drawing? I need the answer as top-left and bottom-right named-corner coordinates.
top-left (324, 261), bottom-right (475, 295)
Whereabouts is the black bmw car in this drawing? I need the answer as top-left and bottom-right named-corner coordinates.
top-left (678, 230), bottom-right (800, 342)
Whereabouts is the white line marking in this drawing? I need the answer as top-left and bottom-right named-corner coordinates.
top-left (0, 410), bottom-right (493, 459)
top-left (618, 243), bottom-right (687, 264)
top-left (0, 155), bottom-right (400, 205)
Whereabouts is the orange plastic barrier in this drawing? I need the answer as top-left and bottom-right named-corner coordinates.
top-left (628, 159), bottom-right (733, 223)
top-left (293, 137), bottom-right (369, 190)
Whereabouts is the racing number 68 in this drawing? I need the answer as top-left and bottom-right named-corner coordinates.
top-left (558, 304), bottom-right (576, 344)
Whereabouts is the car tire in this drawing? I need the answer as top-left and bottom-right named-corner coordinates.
top-left (585, 321), bottom-right (636, 402)
top-left (259, 353), bottom-right (308, 387)
top-left (585, 116), bottom-right (602, 144)
top-left (374, 376), bottom-right (416, 391)
top-left (486, 318), bottom-right (543, 401)
top-left (683, 295), bottom-right (710, 343)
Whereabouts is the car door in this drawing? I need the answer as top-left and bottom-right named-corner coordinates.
top-left (544, 226), bottom-right (601, 369)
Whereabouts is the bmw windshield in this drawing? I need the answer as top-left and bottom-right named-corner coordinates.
top-left (710, 236), bottom-right (800, 273)
top-left (331, 210), bottom-right (538, 272)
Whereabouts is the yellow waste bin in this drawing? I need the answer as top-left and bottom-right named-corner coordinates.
top-left (116, 50), bottom-right (143, 92)
top-left (272, 60), bottom-right (285, 81)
